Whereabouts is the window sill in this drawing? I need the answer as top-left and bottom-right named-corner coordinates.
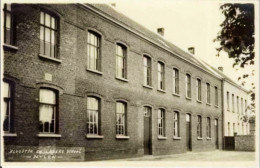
top-left (143, 85), bottom-right (153, 89)
top-left (3, 44), bottom-right (19, 51)
top-left (86, 134), bottom-right (104, 139)
top-left (206, 137), bottom-right (212, 140)
top-left (197, 100), bottom-right (202, 103)
top-left (3, 132), bottom-right (18, 137)
top-left (86, 68), bottom-right (103, 75)
top-left (157, 89), bottom-right (166, 93)
top-left (197, 137), bottom-right (203, 140)
top-left (173, 93), bottom-right (180, 97)
top-left (206, 103), bottom-right (211, 106)
top-left (116, 135), bottom-right (130, 139)
top-left (185, 97), bottom-right (192, 100)
top-left (37, 133), bottom-right (62, 138)
top-left (38, 54), bottom-right (62, 63)
top-left (115, 77), bottom-right (129, 82)
top-left (158, 136), bottom-right (167, 140)
top-left (173, 136), bottom-right (181, 140)
top-left (214, 105), bottom-right (219, 108)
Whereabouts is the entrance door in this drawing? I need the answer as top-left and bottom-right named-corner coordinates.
top-left (215, 119), bottom-right (219, 149)
top-left (144, 107), bottom-right (151, 155)
top-left (186, 114), bottom-right (192, 151)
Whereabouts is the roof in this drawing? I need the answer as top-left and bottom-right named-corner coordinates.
top-left (82, 4), bottom-right (220, 78)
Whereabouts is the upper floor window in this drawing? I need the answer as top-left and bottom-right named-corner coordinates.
top-left (197, 115), bottom-right (202, 138)
top-left (116, 44), bottom-right (127, 79)
top-left (232, 94), bottom-right (235, 112)
top-left (196, 78), bottom-right (201, 101)
top-left (87, 97), bottom-right (100, 135)
top-left (173, 68), bottom-right (179, 94)
top-left (157, 62), bottom-right (165, 90)
top-left (227, 92), bottom-right (230, 111)
top-left (3, 4), bottom-right (14, 45)
top-left (206, 83), bottom-right (210, 104)
top-left (241, 98), bottom-right (244, 114)
top-left (87, 31), bottom-right (101, 71)
top-left (40, 11), bottom-right (58, 58)
top-left (206, 117), bottom-right (211, 138)
top-left (237, 96), bottom-right (239, 114)
top-left (3, 81), bottom-right (12, 132)
top-left (215, 86), bottom-right (218, 106)
top-left (158, 109), bottom-right (165, 137)
top-left (186, 74), bottom-right (191, 98)
top-left (116, 102), bottom-right (126, 135)
top-left (39, 89), bottom-right (58, 133)
top-left (173, 111), bottom-right (180, 137)
top-left (143, 56), bottom-right (152, 86)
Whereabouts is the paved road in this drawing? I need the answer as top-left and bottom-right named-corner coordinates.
top-left (111, 150), bottom-right (255, 161)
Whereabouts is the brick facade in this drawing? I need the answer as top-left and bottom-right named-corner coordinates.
top-left (3, 4), bottom-right (223, 161)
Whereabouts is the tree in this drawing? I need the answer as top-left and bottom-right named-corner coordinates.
top-left (215, 3), bottom-right (254, 68)
top-left (214, 3), bottom-right (255, 120)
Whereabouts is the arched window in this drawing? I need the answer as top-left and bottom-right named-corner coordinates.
top-left (143, 55), bottom-right (152, 86)
top-left (206, 83), bottom-right (210, 104)
top-left (173, 111), bottom-right (180, 137)
top-left (196, 78), bottom-right (201, 101)
top-left (87, 96), bottom-right (100, 135)
top-left (40, 11), bottom-right (58, 58)
top-left (39, 88), bottom-right (58, 133)
top-left (197, 115), bottom-right (202, 138)
top-left (173, 68), bottom-right (179, 94)
top-left (158, 62), bottom-right (165, 90)
top-left (186, 74), bottom-right (191, 98)
top-left (87, 31), bottom-right (101, 71)
top-left (206, 117), bottom-right (211, 138)
top-left (158, 108), bottom-right (165, 137)
top-left (116, 101), bottom-right (127, 135)
top-left (116, 43), bottom-right (127, 79)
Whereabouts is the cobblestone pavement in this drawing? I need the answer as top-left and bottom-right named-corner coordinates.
top-left (110, 150), bottom-right (255, 161)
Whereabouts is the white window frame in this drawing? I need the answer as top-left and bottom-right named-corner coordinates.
top-left (197, 115), bottom-right (202, 138)
top-left (158, 109), bottom-right (165, 137)
top-left (186, 74), bottom-right (191, 98)
top-left (157, 62), bottom-right (165, 90)
top-left (87, 97), bottom-right (100, 135)
top-left (196, 79), bottom-right (201, 101)
top-left (143, 56), bottom-right (152, 86)
top-left (116, 102), bottom-right (126, 135)
top-left (173, 68), bottom-right (179, 94)
top-left (3, 81), bottom-right (12, 132)
top-left (173, 111), bottom-right (180, 137)
top-left (87, 31), bottom-right (101, 71)
top-left (116, 44), bottom-right (127, 79)
top-left (206, 83), bottom-right (210, 104)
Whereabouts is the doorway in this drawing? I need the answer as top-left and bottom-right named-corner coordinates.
top-left (186, 114), bottom-right (192, 151)
top-left (144, 106), bottom-right (152, 155)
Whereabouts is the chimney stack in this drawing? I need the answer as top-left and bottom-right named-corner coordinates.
top-left (218, 67), bottom-right (223, 71)
top-left (157, 28), bottom-right (164, 36)
top-left (188, 47), bottom-right (195, 55)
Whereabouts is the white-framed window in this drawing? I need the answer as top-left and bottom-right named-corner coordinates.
top-left (227, 92), bottom-right (230, 111)
top-left (40, 11), bottom-right (58, 58)
top-left (196, 78), bottom-right (201, 101)
top-left (173, 111), bottom-right (179, 137)
top-left (143, 56), bottom-right (152, 86)
top-left (206, 83), bottom-right (210, 104)
top-left (158, 62), bottom-right (165, 90)
top-left (232, 94), bottom-right (235, 112)
top-left (158, 109), bottom-right (165, 137)
top-left (206, 117), bottom-right (211, 138)
top-left (116, 102), bottom-right (126, 135)
top-left (3, 4), bottom-right (13, 45)
top-left (3, 81), bottom-right (12, 132)
top-left (87, 31), bottom-right (101, 71)
top-left (197, 115), bottom-right (202, 138)
top-left (39, 89), bottom-right (57, 133)
top-left (116, 44), bottom-right (127, 79)
top-left (186, 74), bottom-right (191, 98)
top-left (215, 86), bottom-right (218, 106)
top-left (173, 68), bottom-right (179, 94)
top-left (237, 96), bottom-right (239, 114)
top-left (87, 97), bottom-right (100, 135)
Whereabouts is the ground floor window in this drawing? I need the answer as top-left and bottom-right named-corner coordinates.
top-left (87, 96), bottom-right (100, 135)
top-left (158, 109), bottom-right (165, 137)
top-left (197, 115), bottom-right (202, 138)
top-left (116, 101), bottom-right (126, 135)
top-left (173, 111), bottom-right (179, 137)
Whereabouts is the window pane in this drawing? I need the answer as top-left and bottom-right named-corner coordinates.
top-left (87, 97), bottom-right (98, 110)
top-left (51, 17), bottom-right (56, 29)
top-left (45, 28), bottom-right (51, 42)
top-left (6, 13), bottom-right (11, 28)
top-left (3, 82), bottom-right (10, 98)
top-left (39, 89), bottom-right (56, 104)
top-left (40, 12), bottom-right (44, 24)
top-left (45, 13), bottom-right (51, 27)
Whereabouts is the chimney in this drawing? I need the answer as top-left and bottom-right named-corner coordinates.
top-left (111, 3), bottom-right (116, 7)
top-left (157, 28), bottom-right (164, 36)
top-left (218, 67), bottom-right (223, 71)
top-left (188, 47), bottom-right (195, 55)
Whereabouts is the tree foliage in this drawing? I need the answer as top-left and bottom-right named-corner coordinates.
top-left (215, 3), bottom-right (254, 68)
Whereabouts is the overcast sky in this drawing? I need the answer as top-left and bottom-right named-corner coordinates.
top-left (113, 0), bottom-right (255, 90)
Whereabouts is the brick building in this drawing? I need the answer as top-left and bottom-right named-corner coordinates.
top-left (2, 4), bottom-right (224, 161)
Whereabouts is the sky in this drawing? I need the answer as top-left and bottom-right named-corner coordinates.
top-left (112, 0), bottom-right (256, 90)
